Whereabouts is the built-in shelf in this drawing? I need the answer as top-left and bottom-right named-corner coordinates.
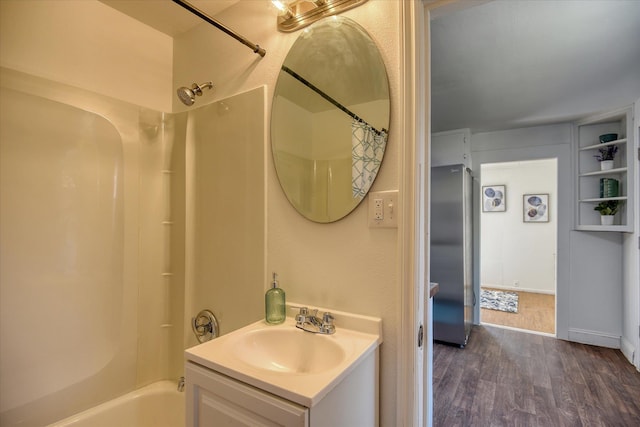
top-left (573, 106), bottom-right (634, 232)
top-left (579, 167), bottom-right (627, 177)
top-left (575, 225), bottom-right (629, 232)
top-left (579, 197), bottom-right (627, 203)
top-left (579, 196), bottom-right (628, 203)
top-left (578, 138), bottom-right (627, 151)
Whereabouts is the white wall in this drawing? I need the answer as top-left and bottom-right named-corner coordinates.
top-left (481, 159), bottom-right (557, 294)
top-left (173, 1), bottom-right (402, 424)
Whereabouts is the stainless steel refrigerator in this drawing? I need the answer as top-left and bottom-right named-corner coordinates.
top-left (430, 164), bottom-right (473, 347)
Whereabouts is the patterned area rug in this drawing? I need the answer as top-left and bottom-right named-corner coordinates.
top-left (480, 289), bottom-right (519, 313)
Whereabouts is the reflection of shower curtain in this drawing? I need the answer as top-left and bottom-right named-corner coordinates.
top-left (351, 118), bottom-right (388, 198)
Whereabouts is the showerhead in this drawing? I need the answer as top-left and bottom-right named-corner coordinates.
top-left (177, 81), bottom-right (213, 106)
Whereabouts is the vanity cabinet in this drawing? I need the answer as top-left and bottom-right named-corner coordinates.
top-left (185, 362), bottom-right (308, 426)
top-left (184, 311), bottom-right (381, 427)
top-left (574, 106), bottom-right (634, 231)
top-left (185, 349), bottom-right (379, 427)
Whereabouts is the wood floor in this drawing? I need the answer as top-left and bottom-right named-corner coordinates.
top-left (481, 288), bottom-right (555, 334)
top-left (434, 325), bottom-right (640, 426)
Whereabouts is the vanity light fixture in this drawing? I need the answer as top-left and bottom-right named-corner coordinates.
top-left (271, 0), bottom-right (368, 32)
top-left (272, 0), bottom-right (294, 19)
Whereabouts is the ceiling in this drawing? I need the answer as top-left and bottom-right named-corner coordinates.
top-left (99, 0), bottom-right (239, 36)
top-left (431, 0), bottom-right (640, 133)
top-left (99, 1), bottom-right (640, 134)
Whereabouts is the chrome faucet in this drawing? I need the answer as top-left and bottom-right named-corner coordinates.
top-left (295, 307), bottom-right (336, 334)
top-left (177, 376), bottom-right (185, 392)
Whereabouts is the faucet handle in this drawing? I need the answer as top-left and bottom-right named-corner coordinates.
top-left (321, 312), bottom-right (336, 334)
top-left (322, 312), bottom-right (334, 324)
top-left (295, 307), bottom-right (308, 324)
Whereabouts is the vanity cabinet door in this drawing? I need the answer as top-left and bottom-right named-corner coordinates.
top-left (185, 362), bottom-right (309, 427)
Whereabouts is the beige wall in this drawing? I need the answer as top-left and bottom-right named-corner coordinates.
top-left (173, 1), bottom-right (402, 424)
top-left (0, 0), bottom-right (173, 112)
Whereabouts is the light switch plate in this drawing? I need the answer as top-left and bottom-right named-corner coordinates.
top-left (368, 190), bottom-right (399, 228)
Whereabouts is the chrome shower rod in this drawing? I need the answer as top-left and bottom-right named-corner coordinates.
top-left (171, 0), bottom-right (266, 57)
top-left (282, 66), bottom-right (385, 136)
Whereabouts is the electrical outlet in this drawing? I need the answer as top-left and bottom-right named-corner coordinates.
top-left (514, 281), bottom-right (520, 287)
top-left (369, 190), bottom-right (399, 228)
top-left (374, 198), bottom-right (384, 220)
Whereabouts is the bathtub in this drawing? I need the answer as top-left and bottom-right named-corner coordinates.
top-left (47, 381), bottom-right (184, 427)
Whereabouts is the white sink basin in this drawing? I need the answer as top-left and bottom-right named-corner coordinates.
top-left (230, 328), bottom-right (346, 374)
top-left (185, 304), bottom-right (382, 407)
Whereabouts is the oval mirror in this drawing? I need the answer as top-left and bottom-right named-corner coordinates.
top-left (271, 16), bottom-right (390, 223)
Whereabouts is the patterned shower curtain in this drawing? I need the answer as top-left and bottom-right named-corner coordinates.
top-left (351, 118), bottom-right (388, 198)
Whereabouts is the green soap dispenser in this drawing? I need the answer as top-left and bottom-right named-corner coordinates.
top-left (265, 272), bottom-right (286, 324)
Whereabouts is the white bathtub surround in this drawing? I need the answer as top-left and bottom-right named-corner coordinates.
top-left (0, 68), bottom-right (182, 426)
top-left (47, 381), bottom-right (184, 427)
top-left (0, 65), bottom-right (269, 425)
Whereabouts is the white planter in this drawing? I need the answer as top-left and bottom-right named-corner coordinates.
top-left (600, 160), bottom-right (614, 170)
top-left (600, 215), bottom-right (614, 226)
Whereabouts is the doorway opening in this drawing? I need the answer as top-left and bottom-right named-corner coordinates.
top-left (479, 159), bottom-right (557, 335)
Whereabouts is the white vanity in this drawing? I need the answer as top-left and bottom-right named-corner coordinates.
top-left (184, 304), bottom-right (382, 426)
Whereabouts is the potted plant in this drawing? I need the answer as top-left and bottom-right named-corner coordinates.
top-left (594, 145), bottom-right (618, 170)
top-left (594, 200), bottom-right (621, 225)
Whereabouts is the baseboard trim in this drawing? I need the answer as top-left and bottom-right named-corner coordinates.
top-left (621, 336), bottom-right (636, 365)
top-left (481, 321), bottom-right (555, 338)
top-left (481, 284), bottom-right (555, 295)
top-left (568, 328), bottom-right (621, 349)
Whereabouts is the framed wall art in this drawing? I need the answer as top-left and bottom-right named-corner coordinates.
top-left (523, 194), bottom-right (549, 222)
top-left (482, 185), bottom-right (506, 212)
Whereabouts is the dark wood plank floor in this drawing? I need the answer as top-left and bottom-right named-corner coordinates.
top-left (434, 325), bottom-right (640, 426)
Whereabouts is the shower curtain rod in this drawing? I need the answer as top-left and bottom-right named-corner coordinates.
top-left (171, 0), bottom-right (266, 57)
top-left (282, 66), bottom-right (385, 136)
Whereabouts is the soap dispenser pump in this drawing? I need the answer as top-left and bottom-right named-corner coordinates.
top-left (265, 272), bottom-right (285, 324)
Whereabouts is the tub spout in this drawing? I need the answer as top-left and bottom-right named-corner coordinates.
top-left (177, 376), bottom-right (185, 392)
